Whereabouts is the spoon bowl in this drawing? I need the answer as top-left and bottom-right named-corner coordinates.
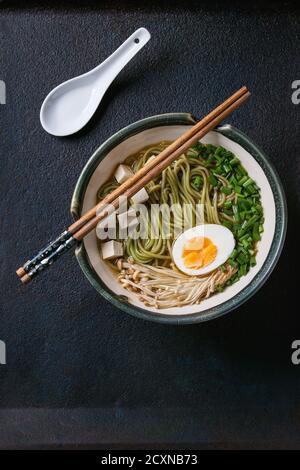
top-left (40, 28), bottom-right (151, 136)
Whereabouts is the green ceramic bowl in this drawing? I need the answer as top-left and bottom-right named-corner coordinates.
top-left (71, 113), bottom-right (287, 324)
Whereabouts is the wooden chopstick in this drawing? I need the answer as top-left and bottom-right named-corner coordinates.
top-left (17, 87), bottom-right (250, 284)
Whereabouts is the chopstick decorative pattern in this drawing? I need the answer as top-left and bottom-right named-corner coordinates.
top-left (22, 236), bottom-right (77, 281)
top-left (16, 230), bottom-right (72, 278)
top-left (16, 87), bottom-right (250, 284)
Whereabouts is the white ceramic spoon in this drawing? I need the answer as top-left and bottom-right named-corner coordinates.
top-left (40, 28), bottom-right (151, 136)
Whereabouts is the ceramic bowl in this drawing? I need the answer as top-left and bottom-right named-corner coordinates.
top-left (71, 113), bottom-right (287, 324)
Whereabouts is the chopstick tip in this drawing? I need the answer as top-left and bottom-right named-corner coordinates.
top-left (16, 267), bottom-right (26, 278)
top-left (20, 273), bottom-right (31, 285)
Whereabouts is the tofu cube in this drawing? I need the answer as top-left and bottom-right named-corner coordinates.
top-left (101, 240), bottom-right (123, 260)
top-left (131, 188), bottom-right (149, 205)
top-left (114, 164), bottom-right (133, 184)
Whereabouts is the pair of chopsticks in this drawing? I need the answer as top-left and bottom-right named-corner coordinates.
top-left (16, 86), bottom-right (250, 284)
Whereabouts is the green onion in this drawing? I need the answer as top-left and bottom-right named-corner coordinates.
top-left (221, 186), bottom-right (232, 195)
top-left (243, 178), bottom-right (253, 187)
top-left (222, 220), bottom-right (233, 230)
top-left (209, 175), bottom-right (218, 187)
top-left (214, 166), bottom-right (223, 175)
top-left (237, 253), bottom-right (249, 264)
top-left (229, 175), bottom-right (237, 185)
top-left (196, 142), bottom-right (264, 286)
top-left (191, 175), bottom-right (202, 190)
top-left (224, 200), bottom-right (232, 209)
top-left (223, 164), bottom-right (231, 174)
top-left (252, 223), bottom-right (261, 241)
top-left (238, 264), bottom-right (247, 277)
top-left (238, 176), bottom-right (248, 186)
top-left (241, 239), bottom-right (250, 249)
top-left (238, 165), bottom-right (247, 176)
top-left (245, 185), bottom-right (256, 194)
top-left (207, 154), bottom-right (216, 164)
top-left (233, 205), bottom-right (240, 222)
top-left (229, 259), bottom-right (237, 268)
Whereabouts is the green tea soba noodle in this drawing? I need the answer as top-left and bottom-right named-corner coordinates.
top-left (97, 142), bottom-right (264, 309)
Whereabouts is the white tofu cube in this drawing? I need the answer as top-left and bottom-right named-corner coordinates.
top-left (101, 240), bottom-right (123, 260)
top-left (131, 188), bottom-right (149, 205)
top-left (114, 164), bottom-right (133, 184)
top-left (117, 208), bottom-right (137, 230)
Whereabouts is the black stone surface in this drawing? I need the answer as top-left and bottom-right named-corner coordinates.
top-left (0, 1), bottom-right (300, 449)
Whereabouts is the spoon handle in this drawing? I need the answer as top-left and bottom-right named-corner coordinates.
top-left (93, 28), bottom-right (151, 82)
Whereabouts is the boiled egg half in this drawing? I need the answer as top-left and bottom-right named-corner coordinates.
top-left (172, 224), bottom-right (235, 276)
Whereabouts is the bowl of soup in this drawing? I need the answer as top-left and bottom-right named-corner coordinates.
top-left (71, 113), bottom-right (287, 324)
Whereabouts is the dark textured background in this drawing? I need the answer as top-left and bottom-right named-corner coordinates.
top-left (0, 1), bottom-right (300, 449)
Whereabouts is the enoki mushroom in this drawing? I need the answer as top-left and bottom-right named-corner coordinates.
top-left (116, 258), bottom-right (236, 309)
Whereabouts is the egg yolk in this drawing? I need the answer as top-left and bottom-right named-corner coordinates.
top-left (182, 237), bottom-right (217, 269)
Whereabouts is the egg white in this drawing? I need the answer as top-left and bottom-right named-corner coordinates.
top-left (172, 224), bottom-right (235, 276)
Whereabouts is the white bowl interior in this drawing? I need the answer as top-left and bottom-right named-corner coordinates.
top-left (81, 126), bottom-right (275, 316)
